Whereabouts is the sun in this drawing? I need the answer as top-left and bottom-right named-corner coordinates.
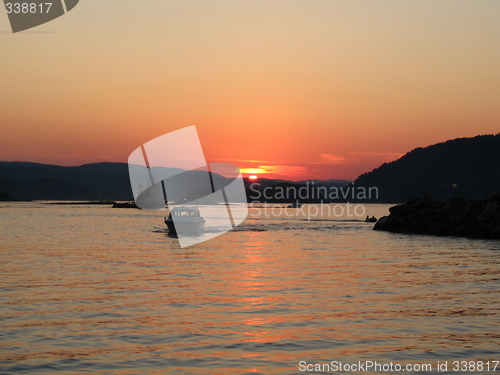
top-left (248, 175), bottom-right (258, 180)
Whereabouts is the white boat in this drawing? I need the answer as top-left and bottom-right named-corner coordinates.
top-left (287, 201), bottom-right (302, 208)
top-left (164, 206), bottom-right (205, 236)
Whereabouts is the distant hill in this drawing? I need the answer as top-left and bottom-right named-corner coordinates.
top-left (355, 134), bottom-right (500, 203)
top-left (244, 178), bottom-right (351, 203)
top-left (0, 162), bottom-right (131, 201)
top-left (0, 161), bottom-right (351, 202)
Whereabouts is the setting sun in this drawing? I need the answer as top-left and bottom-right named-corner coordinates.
top-left (248, 175), bottom-right (258, 180)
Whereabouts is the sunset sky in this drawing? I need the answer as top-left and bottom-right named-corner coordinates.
top-left (1, 1), bottom-right (499, 180)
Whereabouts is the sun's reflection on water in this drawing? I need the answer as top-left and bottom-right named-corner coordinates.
top-left (233, 234), bottom-right (288, 349)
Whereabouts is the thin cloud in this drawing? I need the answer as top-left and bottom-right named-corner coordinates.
top-left (348, 152), bottom-right (404, 161)
top-left (311, 154), bottom-right (347, 165)
top-left (349, 152), bottom-right (404, 157)
top-left (240, 165), bottom-right (307, 175)
top-left (212, 158), bottom-right (276, 164)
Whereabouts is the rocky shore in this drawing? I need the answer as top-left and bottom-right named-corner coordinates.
top-left (374, 194), bottom-right (500, 239)
top-left (111, 201), bottom-right (138, 208)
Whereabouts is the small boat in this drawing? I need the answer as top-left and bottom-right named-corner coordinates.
top-left (112, 201), bottom-right (138, 208)
top-left (287, 201), bottom-right (302, 208)
top-left (365, 215), bottom-right (377, 223)
top-left (164, 206), bottom-right (205, 236)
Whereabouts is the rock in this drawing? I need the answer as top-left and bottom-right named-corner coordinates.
top-left (374, 194), bottom-right (500, 239)
top-left (389, 204), bottom-right (411, 216)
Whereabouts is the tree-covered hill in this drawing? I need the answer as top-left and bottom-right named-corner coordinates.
top-left (355, 134), bottom-right (500, 203)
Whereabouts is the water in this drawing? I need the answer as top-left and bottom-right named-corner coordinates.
top-left (1, 202), bottom-right (499, 374)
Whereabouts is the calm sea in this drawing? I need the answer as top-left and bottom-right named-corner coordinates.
top-left (1, 202), bottom-right (499, 374)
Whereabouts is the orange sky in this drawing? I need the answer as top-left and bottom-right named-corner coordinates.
top-left (1, 1), bottom-right (499, 180)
